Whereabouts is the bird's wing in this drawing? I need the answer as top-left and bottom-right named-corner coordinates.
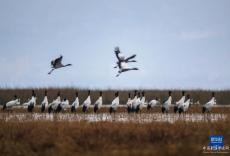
top-left (54, 55), bottom-right (63, 67)
top-left (125, 54), bottom-right (136, 62)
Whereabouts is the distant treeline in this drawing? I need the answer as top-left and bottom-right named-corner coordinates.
top-left (0, 88), bottom-right (230, 105)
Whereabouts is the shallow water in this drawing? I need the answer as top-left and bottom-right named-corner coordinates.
top-left (0, 112), bottom-right (226, 123)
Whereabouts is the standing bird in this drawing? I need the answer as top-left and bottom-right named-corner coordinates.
top-left (178, 94), bottom-right (191, 114)
top-left (162, 91), bottom-right (172, 114)
top-left (48, 92), bottom-right (61, 113)
top-left (23, 90), bottom-right (36, 112)
top-left (114, 47), bottom-right (139, 77)
top-left (41, 90), bottom-right (48, 113)
top-left (174, 91), bottom-right (186, 113)
top-left (94, 91), bottom-right (103, 113)
top-left (48, 55), bottom-right (72, 74)
top-left (147, 97), bottom-right (160, 110)
top-left (71, 92), bottom-right (79, 113)
top-left (131, 90), bottom-right (138, 112)
top-left (56, 98), bottom-right (69, 113)
top-left (132, 92), bottom-right (141, 113)
top-left (202, 92), bottom-right (217, 113)
top-left (109, 92), bottom-right (119, 114)
top-left (136, 91), bottom-right (146, 113)
top-left (126, 93), bottom-right (133, 113)
top-left (82, 90), bottom-right (91, 113)
top-left (3, 95), bottom-right (20, 111)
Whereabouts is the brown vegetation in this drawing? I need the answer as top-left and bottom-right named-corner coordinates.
top-left (0, 118), bottom-right (230, 156)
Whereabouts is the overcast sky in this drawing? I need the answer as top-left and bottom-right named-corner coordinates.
top-left (0, 0), bottom-right (230, 89)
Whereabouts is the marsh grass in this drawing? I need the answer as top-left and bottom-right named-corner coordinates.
top-left (0, 118), bottom-right (230, 156)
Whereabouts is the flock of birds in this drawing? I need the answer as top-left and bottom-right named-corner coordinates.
top-left (48, 47), bottom-right (138, 76)
top-left (1, 47), bottom-right (218, 115)
top-left (2, 90), bottom-right (217, 115)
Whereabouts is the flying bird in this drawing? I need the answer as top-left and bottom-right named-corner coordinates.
top-left (48, 55), bottom-right (72, 74)
top-left (114, 47), bottom-right (139, 77)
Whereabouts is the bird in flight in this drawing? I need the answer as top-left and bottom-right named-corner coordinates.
top-left (48, 55), bottom-right (72, 74)
top-left (114, 47), bottom-right (139, 77)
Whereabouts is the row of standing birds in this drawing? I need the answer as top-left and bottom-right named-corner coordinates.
top-left (2, 90), bottom-right (216, 114)
top-left (48, 47), bottom-right (139, 77)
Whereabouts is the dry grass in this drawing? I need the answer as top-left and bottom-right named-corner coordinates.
top-left (0, 118), bottom-right (230, 156)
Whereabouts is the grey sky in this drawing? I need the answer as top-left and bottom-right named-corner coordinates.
top-left (0, 0), bottom-right (230, 89)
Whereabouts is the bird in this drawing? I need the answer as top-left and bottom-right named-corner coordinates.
top-left (174, 91), bottom-right (186, 113)
top-left (82, 90), bottom-right (91, 113)
top-left (3, 95), bottom-right (20, 111)
top-left (109, 92), bottom-right (119, 115)
top-left (23, 90), bottom-right (36, 112)
top-left (94, 91), bottom-right (103, 113)
top-left (162, 91), bottom-right (172, 113)
top-left (135, 91), bottom-right (146, 113)
top-left (41, 90), bottom-right (48, 113)
top-left (131, 90), bottom-right (138, 112)
top-left (48, 55), bottom-right (72, 74)
top-left (56, 98), bottom-right (69, 113)
top-left (132, 92), bottom-right (141, 113)
top-left (71, 92), bottom-right (79, 113)
top-left (202, 92), bottom-right (216, 113)
top-left (48, 92), bottom-right (61, 113)
top-left (126, 93), bottom-right (133, 113)
top-left (114, 47), bottom-right (139, 77)
top-left (147, 97), bottom-right (160, 110)
top-left (178, 94), bottom-right (191, 114)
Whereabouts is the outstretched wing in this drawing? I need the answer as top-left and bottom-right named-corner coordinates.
top-left (125, 54), bottom-right (136, 62)
top-left (51, 55), bottom-right (63, 67)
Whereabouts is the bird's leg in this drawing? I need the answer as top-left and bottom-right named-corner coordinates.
top-left (48, 69), bottom-right (55, 75)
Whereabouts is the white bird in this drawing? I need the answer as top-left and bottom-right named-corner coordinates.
top-left (162, 91), bottom-right (172, 113)
top-left (174, 91), bottom-right (186, 113)
top-left (202, 92), bottom-right (216, 113)
top-left (3, 95), bottom-right (20, 111)
top-left (48, 92), bottom-right (61, 113)
top-left (23, 90), bottom-right (36, 112)
top-left (82, 90), bottom-right (91, 113)
top-left (41, 90), bottom-right (48, 113)
top-left (48, 55), bottom-right (72, 74)
top-left (71, 92), bottom-right (79, 113)
top-left (132, 92), bottom-right (141, 113)
top-left (136, 92), bottom-right (146, 113)
top-left (94, 91), bottom-right (103, 113)
top-left (58, 98), bottom-right (69, 112)
top-left (126, 93), bottom-right (133, 113)
top-left (109, 92), bottom-right (119, 114)
top-left (147, 97), bottom-right (160, 110)
top-left (178, 94), bottom-right (191, 114)
top-left (114, 47), bottom-right (139, 77)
